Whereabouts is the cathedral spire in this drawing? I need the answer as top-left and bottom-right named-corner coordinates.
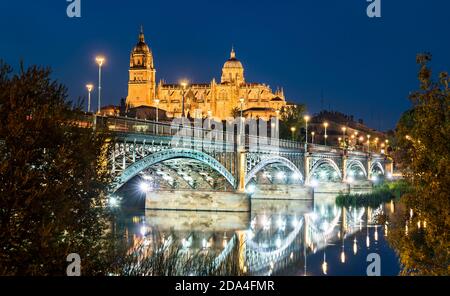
top-left (230, 46), bottom-right (236, 59)
top-left (139, 25), bottom-right (145, 42)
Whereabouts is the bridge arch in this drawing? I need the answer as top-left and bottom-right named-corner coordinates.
top-left (346, 159), bottom-right (368, 178)
top-left (111, 148), bottom-right (236, 193)
top-left (245, 156), bottom-right (303, 186)
top-left (308, 158), bottom-right (342, 183)
top-left (370, 161), bottom-right (385, 176)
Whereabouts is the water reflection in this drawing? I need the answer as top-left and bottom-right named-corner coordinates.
top-left (117, 191), bottom-right (401, 276)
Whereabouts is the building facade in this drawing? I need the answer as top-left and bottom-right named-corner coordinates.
top-left (126, 29), bottom-right (287, 120)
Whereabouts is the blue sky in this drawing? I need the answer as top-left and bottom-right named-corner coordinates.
top-left (1, 0), bottom-right (449, 130)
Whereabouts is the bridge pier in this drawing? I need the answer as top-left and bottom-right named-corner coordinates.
top-left (304, 154), bottom-right (311, 185)
top-left (237, 146), bottom-right (247, 192)
top-left (145, 190), bottom-right (250, 212)
top-left (367, 158), bottom-right (373, 180)
top-left (342, 155), bottom-right (348, 182)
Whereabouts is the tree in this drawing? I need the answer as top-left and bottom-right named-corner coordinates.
top-left (390, 53), bottom-right (450, 275)
top-left (230, 107), bottom-right (241, 118)
top-left (0, 61), bottom-right (114, 275)
top-left (278, 104), bottom-right (307, 140)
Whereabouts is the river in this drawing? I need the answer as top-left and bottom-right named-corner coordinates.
top-left (112, 188), bottom-right (403, 276)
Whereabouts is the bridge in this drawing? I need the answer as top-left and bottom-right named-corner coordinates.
top-left (88, 115), bottom-right (393, 201)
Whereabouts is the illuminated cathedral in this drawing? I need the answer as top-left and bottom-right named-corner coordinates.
top-left (126, 28), bottom-right (287, 120)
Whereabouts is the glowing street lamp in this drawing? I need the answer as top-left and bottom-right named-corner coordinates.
top-left (323, 122), bottom-right (329, 146)
top-left (290, 126), bottom-right (296, 141)
top-left (367, 134), bottom-right (371, 153)
top-left (86, 84), bottom-right (94, 113)
top-left (341, 126), bottom-right (347, 147)
top-left (95, 56), bottom-right (105, 114)
top-left (304, 115), bottom-right (310, 144)
top-left (311, 131), bottom-right (315, 144)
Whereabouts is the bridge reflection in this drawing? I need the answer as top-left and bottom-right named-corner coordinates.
top-left (121, 191), bottom-right (387, 276)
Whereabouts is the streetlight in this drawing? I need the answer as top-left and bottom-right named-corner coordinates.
top-left (304, 115), bottom-right (310, 144)
top-left (290, 127), bottom-right (296, 141)
top-left (154, 99), bottom-right (160, 123)
top-left (311, 131), bottom-right (315, 144)
top-left (95, 56), bottom-right (105, 114)
top-left (341, 127), bottom-right (347, 147)
top-left (86, 84), bottom-right (94, 113)
top-left (180, 80), bottom-right (188, 117)
top-left (323, 122), bottom-right (329, 146)
top-left (367, 134), bottom-right (371, 153)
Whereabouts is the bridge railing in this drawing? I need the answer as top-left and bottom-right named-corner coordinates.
top-left (89, 115), bottom-right (383, 155)
top-left (98, 115), bottom-right (304, 151)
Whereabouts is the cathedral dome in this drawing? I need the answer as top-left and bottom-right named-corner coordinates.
top-left (223, 48), bottom-right (243, 69)
top-left (132, 28), bottom-right (151, 54)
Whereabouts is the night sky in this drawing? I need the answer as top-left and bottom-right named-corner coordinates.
top-left (1, 0), bottom-right (449, 131)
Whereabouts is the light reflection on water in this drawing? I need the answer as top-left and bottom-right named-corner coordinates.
top-left (117, 191), bottom-right (400, 276)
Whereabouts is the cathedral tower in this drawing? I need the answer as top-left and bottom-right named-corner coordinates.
top-left (126, 27), bottom-right (156, 108)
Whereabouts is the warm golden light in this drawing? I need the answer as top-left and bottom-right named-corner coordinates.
top-left (359, 136), bottom-right (364, 141)
top-left (304, 115), bottom-right (310, 122)
top-left (86, 84), bottom-right (94, 92)
top-left (322, 261), bottom-right (328, 275)
top-left (95, 56), bottom-right (105, 66)
top-left (290, 127), bottom-right (296, 132)
top-left (180, 80), bottom-right (189, 88)
top-left (323, 122), bottom-right (329, 128)
top-left (341, 127), bottom-right (347, 132)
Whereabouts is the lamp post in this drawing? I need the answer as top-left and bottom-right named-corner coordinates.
top-left (86, 84), bottom-right (94, 113)
top-left (181, 80), bottom-right (188, 117)
top-left (95, 56), bottom-right (105, 114)
top-left (367, 134), bottom-right (371, 153)
top-left (304, 115), bottom-right (310, 144)
top-left (323, 122), bottom-right (329, 146)
top-left (342, 127), bottom-right (347, 148)
top-left (154, 99), bottom-right (160, 123)
top-left (311, 131), bottom-right (315, 144)
top-left (291, 127), bottom-right (296, 141)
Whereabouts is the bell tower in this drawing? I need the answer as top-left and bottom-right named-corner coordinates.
top-left (126, 27), bottom-right (156, 108)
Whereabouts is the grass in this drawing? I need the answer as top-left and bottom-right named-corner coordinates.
top-left (108, 234), bottom-right (246, 276)
top-left (336, 180), bottom-right (411, 208)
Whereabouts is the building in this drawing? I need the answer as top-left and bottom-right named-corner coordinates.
top-left (308, 111), bottom-right (388, 151)
top-left (126, 28), bottom-right (287, 121)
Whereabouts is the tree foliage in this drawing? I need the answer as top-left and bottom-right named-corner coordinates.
top-left (278, 104), bottom-right (307, 140)
top-left (390, 53), bottom-right (450, 275)
top-left (0, 61), bottom-right (114, 275)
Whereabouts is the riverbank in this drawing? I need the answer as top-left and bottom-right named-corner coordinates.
top-left (335, 180), bottom-right (410, 208)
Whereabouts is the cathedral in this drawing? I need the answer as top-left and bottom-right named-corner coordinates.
top-left (126, 29), bottom-right (287, 120)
